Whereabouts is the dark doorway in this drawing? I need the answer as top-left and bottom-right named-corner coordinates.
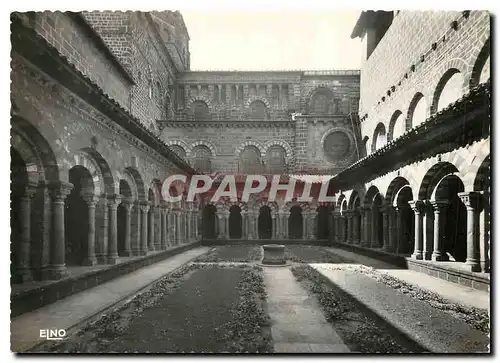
top-left (258, 206), bottom-right (272, 239)
top-left (228, 205), bottom-right (242, 239)
top-left (65, 166), bottom-right (92, 266)
top-left (203, 204), bottom-right (217, 239)
top-left (373, 194), bottom-right (384, 248)
top-left (10, 147), bottom-right (28, 284)
top-left (316, 206), bottom-right (330, 240)
top-left (288, 206), bottom-right (303, 239)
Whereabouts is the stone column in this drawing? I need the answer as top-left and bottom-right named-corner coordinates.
top-left (380, 205), bottom-right (390, 251)
top-left (224, 211), bottom-right (230, 239)
top-left (17, 183), bottom-right (37, 281)
top-left (140, 202), bottom-right (150, 254)
top-left (247, 211), bottom-right (254, 240)
top-left (271, 213), bottom-right (276, 239)
top-left (308, 211), bottom-right (317, 240)
top-left (217, 211), bottom-right (224, 239)
top-left (333, 212), bottom-right (340, 243)
top-left (394, 206), bottom-right (403, 254)
top-left (169, 210), bottom-right (176, 245)
top-left (362, 206), bottom-right (372, 247)
top-left (176, 210), bottom-right (183, 244)
top-left (130, 201), bottom-right (141, 256)
top-left (302, 212), bottom-right (308, 240)
top-left (119, 199), bottom-right (133, 257)
top-left (430, 200), bottom-right (448, 261)
top-left (107, 194), bottom-right (121, 264)
top-left (241, 211), bottom-right (247, 239)
top-left (47, 181), bottom-right (73, 279)
top-left (346, 211), bottom-right (353, 244)
top-left (352, 209), bottom-right (360, 244)
top-left (147, 203), bottom-right (155, 251)
top-left (387, 206), bottom-right (397, 252)
top-left (422, 201), bottom-right (433, 260)
top-left (408, 200), bottom-right (425, 260)
top-left (371, 206), bottom-right (379, 248)
top-left (154, 206), bottom-right (161, 250)
top-left (284, 212), bottom-right (290, 239)
top-left (458, 192), bottom-right (482, 272)
top-left (82, 195), bottom-right (99, 266)
top-left (160, 204), bottom-right (168, 249)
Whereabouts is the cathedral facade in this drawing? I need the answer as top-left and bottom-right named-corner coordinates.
top-left (10, 10), bottom-right (490, 296)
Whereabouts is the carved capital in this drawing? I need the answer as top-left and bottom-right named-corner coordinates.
top-left (107, 194), bottom-right (122, 209)
top-left (430, 200), bottom-right (449, 212)
top-left (458, 192), bottom-right (481, 210)
top-left (408, 200), bottom-right (425, 214)
top-left (82, 194), bottom-right (100, 206)
top-left (48, 181), bottom-right (73, 201)
top-left (140, 201), bottom-right (150, 213)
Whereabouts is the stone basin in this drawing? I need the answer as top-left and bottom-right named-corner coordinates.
top-left (261, 244), bottom-right (287, 266)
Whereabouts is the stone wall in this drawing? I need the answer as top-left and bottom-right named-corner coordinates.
top-left (358, 10), bottom-right (490, 154)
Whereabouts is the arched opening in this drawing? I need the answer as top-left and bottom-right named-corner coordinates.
top-left (65, 166), bottom-right (94, 266)
top-left (474, 156), bottom-right (490, 272)
top-left (117, 179), bottom-right (132, 257)
top-left (433, 69), bottom-right (466, 113)
top-left (169, 145), bottom-right (186, 158)
top-left (288, 206), bottom-right (303, 239)
top-left (310, 88), bottom-right (335, 115)
top-left (470, 38), bottom-right (490, 87)
top-left (407, 93), bottom-right (428, 129)
top-left (388, 110), bottom-right (405, 142)
top-left (372, 123), bottom-right (387, 153)
top-left (203, 204), bottom-right (217, 239)
top-left (258, 206), bottom-right (272, 239)
top-left (316, 206), bottom-right (330, 240)
top-left (435, 175), bottom-right (466, 262)
top-left (239, 146), bottom-right (262, 174)
top-left (249, 100), bottom-right (268, 120)
top-left (10, 147), bottom-right (28, 284)
top-left (191, 100), bottom-right (210, 121)
top-left (192, 145), bottom-right (212, 173)
top-left (394, 186), bottom-right (415, 255)
top-left (266, 145), bottom-right (286, 174)
top-left (148, 188), bottom-right (155, 251)
top-left (228, 205), bottom-right (242, 239)
top-left (353, 198), bottom-right (361, 244)
top-left (372, 194), bottom-right (384, 248)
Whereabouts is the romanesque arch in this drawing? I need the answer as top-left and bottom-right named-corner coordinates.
top-left (431, 63), bottom-right (467, 114)
top-left (167, 139), bottom-right (191, 158)
top-left (262, 139), bottom-right (293, 161)
top-left (306, 86), bottom-right (337, 115)
top-left (191, 144), bottom-right (213, 173)
top-left (406, 92), bottom-right (428, 130)
top-left (237, 143), bottom-right (264, 174)
top-left (468, 37), bottom-right (490, 87)
top-left (247, 99), bottom-right (269, 120)
top-left (124, 166), bottom-right (147, 201)
top-left (387, 110), bottom-right (405, 142)
top-left (371, 123), bottom-right (387, 153)
top-left (189, 140), bottom-right (217, 157)
top-left (385, 176), bottom-right (410, 206)
top-left (417, 161), bottom-right (459, 201)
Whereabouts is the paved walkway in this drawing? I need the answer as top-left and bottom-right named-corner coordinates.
top-left (311, 264), bottom-right (489, 353)
top-left (262, 267), bottom-right (350, 353)
top-left (11, 247), bottom-right (210, 353)
top-left (326, 247), bottom-right (489, 310)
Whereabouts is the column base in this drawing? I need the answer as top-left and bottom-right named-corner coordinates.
top-left (97, 256), bottom-right (108, 265)
top-left (411, 252), bottom-right (423, 260)
top-left (40, 265), bottom-right (68, 281)
top-left (422, 252), bottom-right (432, 260)
top-left (431, 253), bottom-right (447, 261)
top-left (82, 257), bottom-right (98, 266)
top-left (120, 250), bottom-right (133, 257)
top-left (465, 260), bottom-right (481, 272)
top-left (107, 256), bottom-right (120, 265)
top-left (131, 249), bottom-right (143, 256)
top-left (15, 268), bottom-right (34, 283)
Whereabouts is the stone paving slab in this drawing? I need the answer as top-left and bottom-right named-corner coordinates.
top-left (311, 265), bottom-right (490, 353)
top-left (325, 247), bottom-right (490, 311)
top-left (11, 247), bottom-right (210, 353)
top-left (262, 267), bottom-right (350, 353)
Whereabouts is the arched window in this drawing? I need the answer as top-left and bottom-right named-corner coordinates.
top-left (372, 123), bottom-right (387, 153)
top-left (169, 145), bottom-right (186, 158)
top-left (388, 110), bottom-right (405, 142)
top-left (239, 146), bottom-right (262, 174)
top-left (434, 69), bottom-right (466, 113)
top-left (310, 88), bottom-right (334, 115)
top-left (192, 145), bottom-right (212, 173)
top-left (249, 100), bottom-right (268, 120)
top-left (191, 100), bottom-right (210, 121)
top-left (266, 145), bottom-right (286, 174)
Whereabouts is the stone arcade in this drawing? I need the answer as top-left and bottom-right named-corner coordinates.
top-left (10, 11), bottom-right (490, 295)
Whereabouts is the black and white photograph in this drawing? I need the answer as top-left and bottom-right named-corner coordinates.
top-left (7, 1), bottom-right (491, 355)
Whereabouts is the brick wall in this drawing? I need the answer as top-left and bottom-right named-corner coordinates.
top-left (357, 10), bottom-right (490, 155)
top-left (22, 11), bottom-right (132, 108)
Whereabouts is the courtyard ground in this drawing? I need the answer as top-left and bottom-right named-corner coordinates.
top-left (13, 244), bottom-right (490, 354)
